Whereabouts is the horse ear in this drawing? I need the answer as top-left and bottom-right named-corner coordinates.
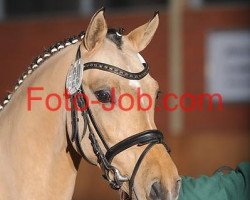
top-left (127, 12), bottom-right (159, 52)
top-left (83, 8), bottom-right (107, 51)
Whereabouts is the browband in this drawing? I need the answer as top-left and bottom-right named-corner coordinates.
top-left (84, 62), bottom-right (149, 80)
top-left (75, 46), bottom-right (149, 80)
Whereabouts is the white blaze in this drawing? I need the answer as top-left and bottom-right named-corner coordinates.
top-left (137, 53), bottom-right (146, 64)
top-left (128, 53), bottom-right (154, 129)
top-left (129, 80), bottom-right (141, 88)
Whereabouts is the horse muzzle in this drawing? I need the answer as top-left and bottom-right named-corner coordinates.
top-left (149, 180), bottom-right (181, 200)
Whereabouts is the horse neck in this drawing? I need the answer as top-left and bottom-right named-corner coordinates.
top-left (0, 43), bottom-right (81, 200)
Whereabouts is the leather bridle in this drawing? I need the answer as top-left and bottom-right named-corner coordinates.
top-left (68, 46), bottom-right (170, 198)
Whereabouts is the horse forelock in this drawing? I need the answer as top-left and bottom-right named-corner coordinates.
top-left (107, 28), bottom-right (123, 49)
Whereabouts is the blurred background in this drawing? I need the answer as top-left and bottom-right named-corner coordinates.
top-left (0, 0), bottom-right (249, 199)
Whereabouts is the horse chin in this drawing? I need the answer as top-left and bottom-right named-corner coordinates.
top-left (120, 190), bottom-right (130, 200)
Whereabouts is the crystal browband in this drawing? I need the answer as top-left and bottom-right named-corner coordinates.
top-left (84, 62), bottom-right (149, 80)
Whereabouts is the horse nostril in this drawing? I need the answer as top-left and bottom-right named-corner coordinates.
top-left (149, 181), bottom-right (167, 200)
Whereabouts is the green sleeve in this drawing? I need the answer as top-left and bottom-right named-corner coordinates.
top-left (178, 162), bottom-right (250, 200)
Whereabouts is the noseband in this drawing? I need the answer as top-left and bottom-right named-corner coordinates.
top-left (67, 46), bottom-right (170, 198)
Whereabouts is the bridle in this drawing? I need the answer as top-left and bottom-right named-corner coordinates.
top-left (67, 46), bottom-right (170, 198)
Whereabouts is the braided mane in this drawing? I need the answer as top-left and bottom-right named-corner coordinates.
top-left (0, 27), bottom-right (126, 112)
top-left (0, 31), bottom-right (85, 112)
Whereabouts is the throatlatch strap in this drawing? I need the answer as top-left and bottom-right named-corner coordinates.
top-left (70, 95), bottom-right (78, 142)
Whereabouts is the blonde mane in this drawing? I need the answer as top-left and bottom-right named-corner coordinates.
top-left (0, 32), bottom-right (84, 112)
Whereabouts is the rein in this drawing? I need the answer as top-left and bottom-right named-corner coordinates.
top-left (68, 46), bottom-right (170, 198)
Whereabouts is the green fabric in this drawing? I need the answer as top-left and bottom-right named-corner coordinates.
top-left (178, 162), bottom-right (250, 200)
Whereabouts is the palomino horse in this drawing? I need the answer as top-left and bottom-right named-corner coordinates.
top-left (0, 9), bottom-right (180, 200)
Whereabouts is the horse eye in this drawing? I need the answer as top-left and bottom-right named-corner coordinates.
top-left (94, 90), bottom-right (111, 103)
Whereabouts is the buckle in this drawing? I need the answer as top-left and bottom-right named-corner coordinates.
top-left (103, 166), bottom-right (129, 190)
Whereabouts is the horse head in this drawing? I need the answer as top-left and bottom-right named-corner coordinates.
top-left (66, 8), bottom-right (180, 200)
